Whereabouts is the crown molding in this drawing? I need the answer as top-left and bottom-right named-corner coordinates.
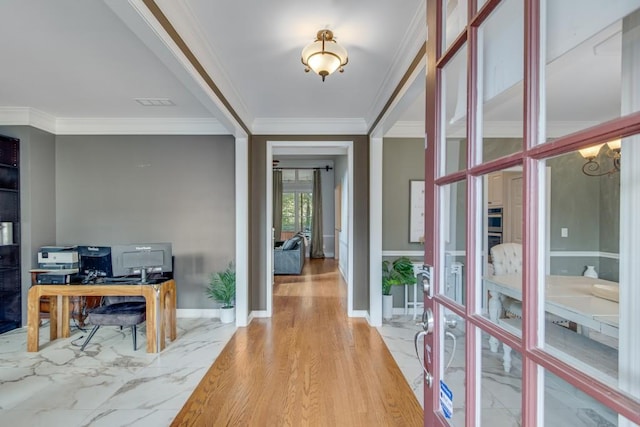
top-left (0, 107), bottom-right (228, 135)
top-left (0, 107), bottom-right (57, 134)
top-left (385, 121), bottom-right (424, 138)
top-left (152, 0), bottom-right (253, 126)
top-left (55, 117), bottom-right (228, 135)
top-left (365, 0), bottom-right (427, 125)
top-left (252, 118), bottom-right (368, 135)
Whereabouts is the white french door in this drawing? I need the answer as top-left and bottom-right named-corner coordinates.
top-left (422, 0), bottom-right (640, 426)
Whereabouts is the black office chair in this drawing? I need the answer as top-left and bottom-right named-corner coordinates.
top-left (81, 296), bottom-right (146, 351)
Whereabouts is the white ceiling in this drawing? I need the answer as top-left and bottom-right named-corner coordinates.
top-left (0, 0), bottom-right (426, 136)
top-left (0, 1), bottom-right (626, 139)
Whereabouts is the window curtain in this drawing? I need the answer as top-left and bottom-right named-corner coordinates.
top-left (273, 170), bottom-right (283, 242)
top-left (310, 169), bottom-right (325, 258)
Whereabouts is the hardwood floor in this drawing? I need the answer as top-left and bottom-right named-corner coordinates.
top-left (171, 258), bottom-right (423, 426)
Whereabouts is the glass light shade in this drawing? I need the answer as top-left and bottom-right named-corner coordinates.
top-left (606, 139), bottom-right (621, 151)
top-left (301, 31), bottom-right (348, 79)
top-left (578, 143), bottom-right (604, 159)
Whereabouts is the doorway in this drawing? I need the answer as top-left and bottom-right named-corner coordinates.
top-left (265, 141), bottom-right (354, 317)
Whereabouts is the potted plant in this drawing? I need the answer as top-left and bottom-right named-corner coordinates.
top-left (206, 262), bottom-right (236, 324)
top-left (382, 260), bottom-right (398, 320)
top-left (382, 257), bottom-right (417, 320)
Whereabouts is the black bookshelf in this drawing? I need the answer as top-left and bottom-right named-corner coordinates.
top-left (0, 135), bottom-right (20, 334)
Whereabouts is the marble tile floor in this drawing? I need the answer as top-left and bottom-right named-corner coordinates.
top-left (0, 318), bottom-right (236, 426)
top-left (0, 315), bottom-right (618, 427)
top-left (378, 314), bottom-right (619, 427)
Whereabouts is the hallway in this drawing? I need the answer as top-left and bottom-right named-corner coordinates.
top-left (172, 258), bottom-right (423, 426)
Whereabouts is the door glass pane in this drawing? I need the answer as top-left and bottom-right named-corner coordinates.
top-left (440, 180), bottom-right (467, 307)
top-left (479, 168), bottom-right (523, 346)
top-left (441, 45), bottom-right (468, 176)
top-left (543, 145), bottom-right (622, 386)
top-left (479, 0), bottom-right (523, 162)
top-left (545, 3), bottom-right (640, 141)
top-left (481, 330), bottom-right (522, 426)
top-left (444, 0), bottom-right (468, 51)
top-left (441, 311), bottom-right (466, 426)
top-left (543, 369), bottom-right (618, 426)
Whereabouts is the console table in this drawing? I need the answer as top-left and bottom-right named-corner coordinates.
top-left (27, 279), bottom-right (177, 353)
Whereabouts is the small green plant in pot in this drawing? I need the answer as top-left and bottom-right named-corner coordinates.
top-left (206, 262), bottom-right (236, 323)
top-left (381, 257), bottom-right (417, 320)
top-left (392, 257), bottom-right (417, 287)
top-left (382, 260), bottom-right (401, 296)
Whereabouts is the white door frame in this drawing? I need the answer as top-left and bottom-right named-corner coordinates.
top-left (265, 141), bottom-right (354, 317)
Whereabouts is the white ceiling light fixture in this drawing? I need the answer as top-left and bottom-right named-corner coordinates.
top-left (301, 29), bottom-right (348, 82)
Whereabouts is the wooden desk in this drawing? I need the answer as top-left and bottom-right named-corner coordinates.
top-left (27, 279), bottom-right (177, 353)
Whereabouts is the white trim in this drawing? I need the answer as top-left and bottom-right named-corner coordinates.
top-left (266, 143), bottom-right (274, 317)
top-left (0, 107), bottom-right (57, 134)
top-left (249, 310), bottom-right (269, 319)
top-left (151, 0), bottom-right (253, 126)
top-left (382, 250), bottom-right (425, 258)
top-left (549, 251), bottom-right (620, 260)
top-left (350, 310), bottom-right (369, 318)
top-left (110, 0), bottom-right (247, 137)
top-left (235, 137), bottom-right (249, 327)
top-left (177, 308), bottom-right (217, 318)
top-left (252, 118), bottom-right (367, 135)
top-left (0, 109), bottom-right (228, 135)
top-left (370, 136), bottom-right (383, 326)
top-left (266, 140), bottom-right (355, 318)
top-left (55, 117), bottom-right (228, 135)
top-left (365, 0), bottom-right (427, 125)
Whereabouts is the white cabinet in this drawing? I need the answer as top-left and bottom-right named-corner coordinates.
top-left (505, 174), bottom-right (523, 243)
top-left (487, 172), bottom-right (505, 206)
top-left (487, 171), bottom-right (523, 243)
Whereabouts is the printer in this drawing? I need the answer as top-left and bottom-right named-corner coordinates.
top-left (36, 246), bottom-right (80, 284)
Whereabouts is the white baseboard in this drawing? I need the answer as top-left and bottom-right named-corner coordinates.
top-left (350, 309), bottom-right (368, 318)
top-left (250, 310), bottom-right (269, 319)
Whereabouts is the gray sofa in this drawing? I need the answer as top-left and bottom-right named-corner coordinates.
top-left (274, 234), bottom-right (305, 275)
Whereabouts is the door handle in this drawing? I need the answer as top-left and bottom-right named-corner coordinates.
top-left (414, 307), bottom-right (435, 388)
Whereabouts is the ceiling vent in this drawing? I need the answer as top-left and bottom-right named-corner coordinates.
top-left (134, 98), bottom-right (175, 107)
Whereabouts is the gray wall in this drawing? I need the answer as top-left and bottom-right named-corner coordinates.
top-left (55, 134), bottom-right (236, 309)
top-left (382, 138), bottom-right (425, 251)
top-left (0, 126), bottom-right (57, 325)
top-left (250, 135), bottom-right (370, 312)
top-left (548, 151), bottom-right (620, 281)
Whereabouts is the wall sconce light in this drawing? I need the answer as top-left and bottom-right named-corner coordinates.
top-left (301, 29), bottom-right (348, 81)
top-left (578, 139), bottom-right (621, 176)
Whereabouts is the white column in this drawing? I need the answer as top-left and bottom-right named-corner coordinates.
top-left (369, 135), bottom-right (383, 326)
top-left (619, 11), bottom-right (640, 426)
top-left (235, 136), bottom-right (249, 327)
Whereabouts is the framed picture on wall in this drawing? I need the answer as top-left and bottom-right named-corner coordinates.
top-left (409, 180), bottom-right (425, 243)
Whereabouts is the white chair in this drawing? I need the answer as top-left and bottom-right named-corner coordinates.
top-left (489, 242), bottom-right (567, 372)
top-left (489, 243), bottom-right (523, 318)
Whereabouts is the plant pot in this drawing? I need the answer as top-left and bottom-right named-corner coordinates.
top-left (382, 294), bottom-right (394, 320)
top-left (220, 306), bottom-right (235, 324)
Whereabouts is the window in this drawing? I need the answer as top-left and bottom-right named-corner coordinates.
top-left (280, 170), bottom-right (313, 236)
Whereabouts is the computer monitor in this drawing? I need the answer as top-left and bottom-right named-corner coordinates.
top-left (111, 242), bottom-right (172, 282)
top-left (77, 245), bottom-right (113, 279)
